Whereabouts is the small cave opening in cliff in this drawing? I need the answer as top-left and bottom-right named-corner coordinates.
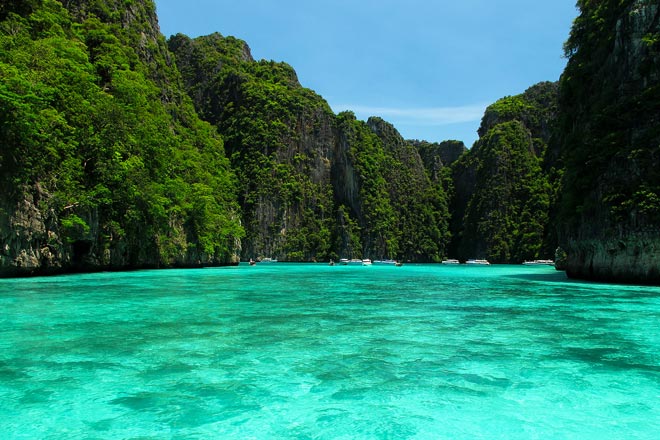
top-left (71, 240), bottom-right (92, 265)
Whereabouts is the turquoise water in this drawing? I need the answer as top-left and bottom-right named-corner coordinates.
top-left (1, 264), bottom-right (660, 439)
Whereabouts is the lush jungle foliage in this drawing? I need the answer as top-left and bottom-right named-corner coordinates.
top-left (169, 32), bottom-right (337, 261)
top-left (450, 83), bottom-right (558, 263)
top-left (0, 0), bottom-right (243, 268)
top-left (365, 117), bottom-right (451, 262)
top-left (557, 0), bottom-right (660, 237)
top-left (170, 32), bottom-right (452, 262)
top-left (12, 0), bottom-right (654, 271)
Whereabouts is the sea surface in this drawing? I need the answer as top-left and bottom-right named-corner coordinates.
top-left (1, 263), bottom-right (659, 439)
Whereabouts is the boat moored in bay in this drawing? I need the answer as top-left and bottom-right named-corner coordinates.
top-left (466, 259), bottom-right (490, 265)
top-left (339, 258), bottom-right (373, 266)
top-left (522, 259), bottom-right (554, 266)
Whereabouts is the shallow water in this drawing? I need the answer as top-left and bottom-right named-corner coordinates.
top-left (1, 264), bottom-right (659, 439)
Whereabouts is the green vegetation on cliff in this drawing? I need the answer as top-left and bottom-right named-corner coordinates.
top-left (460, 121), bottom-right (551, 262)
top-left (367, 117), bottom-right (451, 262)
top-left (335, 113), bottom-right (397, 258)
top-left (170, 32), bottom-right (451, 262)
top-left (450, 82), bottom-right (558, 263)
top-left (559, 0), bottom-right (660, 234)
top-left (168, 33), bottom-right (337, 261)
top-left (555, 0), bottom-right (660, 282)
top-left (413, 139), bottom-right (467, 182)
top-left (6, 0), bottom-right (658, 281)
top-left (0, 0), bottom-right (242, 274)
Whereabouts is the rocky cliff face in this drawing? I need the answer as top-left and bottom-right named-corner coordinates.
top-left (333, 118), bottom-right (362, 226)
top-left (367, 118), bottom-right (450, 261)
top-left (449, 82), bottom-right (559, 262)
top-left (0, 187), bottom-right (57, 276)
top-left (411, 140), bottom-right (467, 182)
top-left (0, 0), bottom-right (242, 276)
top-left (558, 0), bottom-right (660, 283)
top-left (0, 1), bottom-right (453, 276)
top-left (170, 34), bottom-right (451, 262)
top-left (564, 234), bottom-right (660, 284)
top-left (169, 33), bottom-right (338, 261)
top-left (17, 1), bottom-right (657, 277)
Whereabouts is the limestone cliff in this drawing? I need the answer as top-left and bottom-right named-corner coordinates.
top-left (449, 82), bottom-right (559, 262)
top-left (170, 34), bottom-right (452, 262)
top-left (169, 33), bottom-right (337, 261)
top-left (411, 140), bottom-right (467, 182)
top-left (0, 187), bottom-right (61, 276)
top-left (557, 0), bottom-right (660, 283)
top-left (5, 0), bottom-right (602, 276)
top-left (367, 118), bottom-right (450, 261)
top-left (0, 0), bottom-right (242, 276)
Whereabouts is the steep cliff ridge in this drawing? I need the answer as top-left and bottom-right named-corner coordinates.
top-left (170, 33), bottom-right (452, 262)
top-left (412, 140), bottom-right (467, 182)
top-left (0, 0), bottom-right (242, 276)
top-left (449, 82), bottom-right (559, 263)
top-left (169, 33), bottom-right (337, 261)
top-left (367, 118), bottom-right (450, 261)
top-left (558, 0), bottom-right (660, 283)
top-left (333, 115), bottom-right (450, 261)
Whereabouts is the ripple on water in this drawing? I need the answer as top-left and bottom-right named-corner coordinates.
top-left (1, 264), bottom-right (660, 439)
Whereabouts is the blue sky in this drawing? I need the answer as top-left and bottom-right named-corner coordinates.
top-left (154, 0), bottom-right (578, 147)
